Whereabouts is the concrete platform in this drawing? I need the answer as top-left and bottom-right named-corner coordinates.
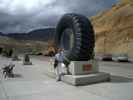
top-left (44, 60), bottom-right (110, 86)
top-left (44, 71), bottom-right (110, 86)
top-left (61, 72), bottom-right (110, 86)
top-left (23, 62), bottom-right (32, 65)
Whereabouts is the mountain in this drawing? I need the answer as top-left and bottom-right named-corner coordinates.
top-left (0, 32), bottom-right (5, 36)
top-left (0, 28), bottom-right (55, 53)
top-left (91, 0), bottom-right (133, 56)
top-left (0, 32), bottom-right (2, 35)
top-left (1, 28), bottom-right (56, 41)
top-left (28, 28), bottom-right (55, 41)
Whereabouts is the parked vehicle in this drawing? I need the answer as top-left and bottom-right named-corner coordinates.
top-left (116, 54), bottom-right (129, 62)
top-left (102, 54), bottom-right (113, 61)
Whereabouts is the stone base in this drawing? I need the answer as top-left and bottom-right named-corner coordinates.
top-left (45, 60), bottom-right (110, 86)
top-left (69, 60), bottom-right (99, 75)
top-left (61, 72), bottom-right (110, 86)
top-left (23, 62), bottom-right (32, 65)
top-left (44, 70), bottom-right (110, 86)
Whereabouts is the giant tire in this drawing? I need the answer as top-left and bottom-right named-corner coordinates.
top-left (55, 13), bottom-right (95, 64)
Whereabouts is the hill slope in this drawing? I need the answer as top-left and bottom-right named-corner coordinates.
top-left (4, 28), bottom-right (55, 41)
top-left (0, 28), bottom-right (56, 53)
top-left (91, 0), bottom-right (133, 56)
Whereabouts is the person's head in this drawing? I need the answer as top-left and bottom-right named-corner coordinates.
top-left (58, 48), bottom-right (64, 53)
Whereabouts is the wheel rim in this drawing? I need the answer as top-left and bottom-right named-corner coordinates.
top-left (60, 28), bottom-right (74, 52)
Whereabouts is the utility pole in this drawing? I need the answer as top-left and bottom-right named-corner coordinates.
top-left (126, 34), bottom-right (129, 57)
top-left (104, 32), bottom-right (106, 55)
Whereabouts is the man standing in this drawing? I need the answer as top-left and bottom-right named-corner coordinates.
top-left (54, 48), bottom-right (71, 81)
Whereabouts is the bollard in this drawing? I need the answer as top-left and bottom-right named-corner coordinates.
top-left (23, 54), bottom-right (32, 65)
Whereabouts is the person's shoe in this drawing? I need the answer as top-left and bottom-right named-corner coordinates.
top-left (56, 76), bottom-right (61, 81)
top-left (56, 79), bottom-right (61, 81)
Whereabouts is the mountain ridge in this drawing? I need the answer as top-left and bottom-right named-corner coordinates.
top-left (0, 28), bottom-right (56, 41)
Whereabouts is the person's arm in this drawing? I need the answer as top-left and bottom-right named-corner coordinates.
top-left (54, 54), bottom-right (59, 68)
top-left (54, 59), bottom-right (58, 68)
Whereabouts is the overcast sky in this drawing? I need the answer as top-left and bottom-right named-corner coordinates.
top-left (0, 0), bottom-right (119, 33)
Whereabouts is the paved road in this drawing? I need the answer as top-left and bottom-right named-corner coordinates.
top-left (0, 55), bottom-right (133, 100)
top-left (99, 61), bottom-right (133, 78)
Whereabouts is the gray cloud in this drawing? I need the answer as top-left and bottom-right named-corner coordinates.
top-left (0, 0), bottom-right (118, 33)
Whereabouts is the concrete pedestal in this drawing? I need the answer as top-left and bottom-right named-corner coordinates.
top-left (61, 60), bottom-right (110, 85)
top-left (23, 62), bottom-right (32, 65)
top-left (61, 72), bottom-right (110, 86)
top-left (69, 60), bottom-right (99, 75)
top-left (45, 60), bottom-right (110, 86)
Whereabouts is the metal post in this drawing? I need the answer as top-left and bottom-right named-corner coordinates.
top-left (104, 33), bottom-right (106, 54)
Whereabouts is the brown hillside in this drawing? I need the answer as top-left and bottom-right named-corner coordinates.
top-left (0, 36), bottom-right (48, 54)
top-left (91, 0), bottom-right (133, 56)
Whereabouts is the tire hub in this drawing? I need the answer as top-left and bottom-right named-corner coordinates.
top-left (60, 28), bottom-right (74, 51)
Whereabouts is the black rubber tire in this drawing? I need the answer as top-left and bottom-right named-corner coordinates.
top-left (55, 13), bottom-right (95, 64)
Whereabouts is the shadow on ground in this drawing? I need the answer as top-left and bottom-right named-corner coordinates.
top-left (110, 75), bottom-right (133, 83)
top-left (8, 73), bottom-right (23, 78)
top-left (13, 74), bottom-right (22, 78)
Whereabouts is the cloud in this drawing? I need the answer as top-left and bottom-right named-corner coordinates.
top-left (0, 0), bottom-right (118, 33)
